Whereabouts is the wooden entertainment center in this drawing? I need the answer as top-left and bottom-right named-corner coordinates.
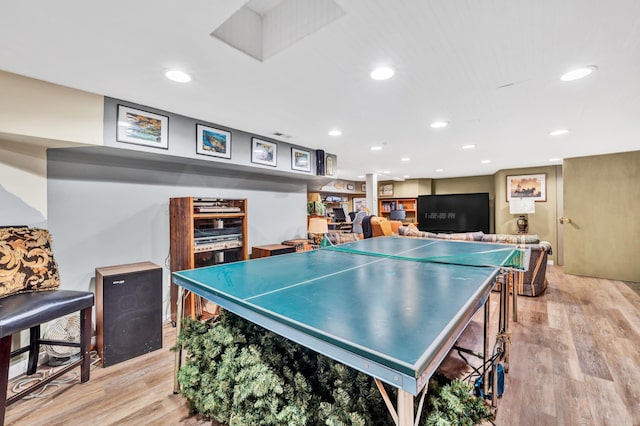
top-left (169, 197), bottom-right (248, 322)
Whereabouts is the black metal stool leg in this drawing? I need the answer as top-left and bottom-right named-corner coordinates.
top-left (27, 325), bottom-right (41, 375)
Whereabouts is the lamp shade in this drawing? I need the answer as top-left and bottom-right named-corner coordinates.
top-left (308, 218), bottom-right (329, 234)
top-left (509, 198), bottom-right (535, 214)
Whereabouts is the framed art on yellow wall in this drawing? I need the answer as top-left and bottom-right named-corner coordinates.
top-left (506, 173), bottom-right (546, 201)
top-left (379, 184), bottom-right (393, 196)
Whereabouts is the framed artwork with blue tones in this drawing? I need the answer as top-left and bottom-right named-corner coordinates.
top-left (291, 147), bottom-right (311, 172)
top-left (251, 138), bottom-right (277, 167)
top-left (117, 105), bottom-right (168, 149)
top-left (196, 124), bottom-right (231, 159)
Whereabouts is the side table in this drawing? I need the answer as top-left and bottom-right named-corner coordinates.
top-left (251, 244), bottom-right (296, 259)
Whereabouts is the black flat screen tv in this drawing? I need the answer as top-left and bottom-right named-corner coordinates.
top-left (417, 193), bottom-right (490, 233)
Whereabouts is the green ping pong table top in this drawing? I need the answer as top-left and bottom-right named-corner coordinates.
top-left (172, 236), bottom-right (520, 395)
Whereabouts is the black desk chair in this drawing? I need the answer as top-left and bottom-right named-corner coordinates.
top-left (0, 228), bottom-right (94, 424)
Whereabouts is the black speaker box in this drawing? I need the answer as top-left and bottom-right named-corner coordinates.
top-left (96, 261), bottom-right (163, 367)
top-left (316, 149), bottom-right (325, 176)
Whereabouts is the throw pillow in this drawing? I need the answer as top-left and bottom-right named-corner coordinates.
top-left (0, 227), bottom-right (61, 298)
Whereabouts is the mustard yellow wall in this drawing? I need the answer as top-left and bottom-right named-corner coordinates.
top-left (382, 178), bottom-right (432, 198)
top-left (563, 151), bottom-right (640, 281)
top-left (379, 177), bottom-right (492, 197)
top-left (494, 166), bottom-right (558, 260)
top-left (432, 175), bottom-right (494, 196)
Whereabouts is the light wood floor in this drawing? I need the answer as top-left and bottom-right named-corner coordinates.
top-left (5, 266), bottom-right (640, 425)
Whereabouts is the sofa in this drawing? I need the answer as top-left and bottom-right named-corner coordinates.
top-left (397, 226), bottom-right (551, 297)
top-left (314, 216), bottom-right (551, 297)
top-left (370, 216), bottom-right (403, 237)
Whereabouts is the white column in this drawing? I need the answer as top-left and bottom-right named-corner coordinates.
top-left (366, 173), bottom-right (378, 216)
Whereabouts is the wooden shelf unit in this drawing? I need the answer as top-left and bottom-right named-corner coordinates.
top-left (169, 197), bottom-right (248, 322)
top-left (378, 198), bottom-right (417, 224)
top-left (320, 194), bottom-right (350, 221)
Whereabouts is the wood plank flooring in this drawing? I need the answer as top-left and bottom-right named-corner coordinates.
top-left (5, 266), bottom-right (640, 425)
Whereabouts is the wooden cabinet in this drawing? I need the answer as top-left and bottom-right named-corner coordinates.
top-left (321, 194), bottom-right (350, 221)
top-left (169, 197), bottom-right (248, 321)
top-left (378, 198), bottom-right (417, 224)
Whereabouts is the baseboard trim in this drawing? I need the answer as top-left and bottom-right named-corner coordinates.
top-left (8, 352), bottom-right (49, 380)
top-left (8, 358), bottom-right (28, 381)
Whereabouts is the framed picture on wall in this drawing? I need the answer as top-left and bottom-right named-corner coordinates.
top-left (291, 148), bottom-right (311, 172)
top-left (506, 173), bottom-right (546, 201)
top-left (196, 124), bottom-right (231, 159)
top-left (325, 153), bottom-right (337, 177)
top-left (361, 183), bottom-right (366, 192)
top-left (251, 138), bottom-right (277, 167)
top-left (353, 197), bottom-right (367, 212)
top-left (116, 105), bottom-right (168, 149)
top-left (379, 184), bottom-right (393, 196)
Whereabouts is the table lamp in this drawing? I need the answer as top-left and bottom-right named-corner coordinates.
top-left (308, 217), bottom-right (329, 245)
top-left (509, 197), bottom-right (535, 233)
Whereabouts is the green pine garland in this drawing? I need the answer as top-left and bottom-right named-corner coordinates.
top-left (176, 311), bottom-right (494, 425)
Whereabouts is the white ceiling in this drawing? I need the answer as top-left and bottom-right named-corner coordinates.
top-left (1, 0), bottom-right (639, 181)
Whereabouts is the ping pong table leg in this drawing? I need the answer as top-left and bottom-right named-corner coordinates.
top-left (397, 390), bottom-right (414, 426)
top-left (503, 272), bottom-right (512, 372)
top-left (173, 286), bottom-right (185, 394)
top-left (483, 297), bottom-right (490, 398)
top-left (511, 271), bottom-right (518, 323)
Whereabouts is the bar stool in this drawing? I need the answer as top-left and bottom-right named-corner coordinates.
top-left (0, 290), bottom-right (94, 425)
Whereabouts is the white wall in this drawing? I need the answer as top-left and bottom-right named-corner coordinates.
top-left (0, 70), bottom-right (104, 228)
top-left (47, 149), bottom-right (308, 319)
top-left (0, 72), bottom-right (313, 373)
top-left (0, 140), bottom-right (48, 227)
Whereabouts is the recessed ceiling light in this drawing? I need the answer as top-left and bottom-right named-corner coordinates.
top-left (328, 129), bottom-right (342, 136)
top-left (549, 129), bottom-right (569, 136)
top-left (370, 66), bottom-right (395, 80)
top-left (358, 175), bottom-right (364, 179)
top-left (401, 157), bottom-right (411, 161)
top-left (371, 146), bottom-right (383, 151)
top-left (403, 175), bottom-right (410, 178)
top-left (165, 70), bottom-right (192, 83)
top-left (481, 159), bottom-right (491, 164)
top-left (549, 158), bottom-right (562, 162)
top-left (382, 170), bottom-right (390, 174)
top-left (435, 168), bottom-right (444, 172)
top-left (560, 65), bottom-right (597, 82)
top-left (462, 144), bottom-right (476, 150)
top-left (430, 121), bottom-right (449, 128)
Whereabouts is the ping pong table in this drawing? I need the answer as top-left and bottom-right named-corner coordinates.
top-left (172, 236), bottom-right (523, 425)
